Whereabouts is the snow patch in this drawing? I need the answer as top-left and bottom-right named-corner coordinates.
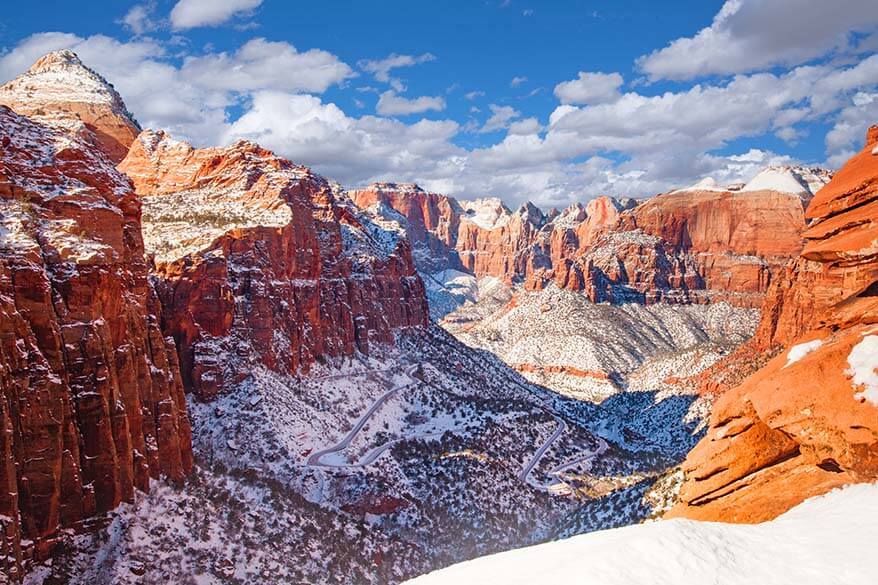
top-left (784, 339), bottom-right (823, 368)
top-left (459, 198), bottom-right (512, 230)
top-left (848, 335), bottom-right (878, 405)
top-left (407, 482), bottom-right (878, 585)
top-left (741, 166), bottom-right (831, 196)
top-left (670, 177), bottom-right (727, 194)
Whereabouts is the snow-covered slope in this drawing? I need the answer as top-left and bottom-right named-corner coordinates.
top-left (30, 326), bottom-right (707, 583)
top-left (741, 165), bottom-right (832, 196)
top-left (444, 284), bottom-right (758, 401)
top-left (407, 482), bottom-right (878, 585)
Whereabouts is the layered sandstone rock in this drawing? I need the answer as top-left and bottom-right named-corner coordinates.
top-left (670, 127), bottom-right (878, 523)
top-left (577, 188), bottom-right (811, 307)
top-left (120, 132), bottom-right (429, 400)
top-left (0, 50), bottom-right (141, 164)
top-left (0, 106), bottom-right (192, 577)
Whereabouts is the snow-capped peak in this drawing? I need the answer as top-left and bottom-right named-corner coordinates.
top-left (0, 49), bottom-right (139, 127)
top-left (741, 165), bottom-right (832, 196)
top-left (460, 197), bottom-right (513, 230)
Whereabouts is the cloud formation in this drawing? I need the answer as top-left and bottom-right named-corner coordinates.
top-left (1, 0), bottom-right (877, 209)
top-left (554, 71), bottom-right (623, 105)
top-left (376, 91), bottom-right (446, 116)
top-left (638, 0), bottom-right (878, 80)
top-left (170, 0), bottom-right (262, 30)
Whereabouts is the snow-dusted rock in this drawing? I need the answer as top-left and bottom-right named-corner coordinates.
top-left (672, 126), bottom-right (878, 523)
top-left (0, 50), bottom-right (140, 162)
top-left (120, 132), bottom-right (429, 399)
top-left (0, 105), bottom-right (191, 578)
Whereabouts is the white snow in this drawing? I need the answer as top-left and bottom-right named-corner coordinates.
top-left (741, 167), bottom-right (811, 195)
top-left (872, 144), bottom-right (878, 156)
top-left (407, 482), bottom-right (878, 585)
top-left (459, 198), bottom-right (512, 230)
top-left (141, 188), bottom-right (294, 263)
top-left (784, 338), bottom-right (824, 368)
top-left (848, 335), bottom-right (878, 405)
top-left (670, 177), bottom-right (727, 194)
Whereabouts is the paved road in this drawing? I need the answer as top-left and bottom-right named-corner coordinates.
top-left (307, 365), bottom-right (418, 466)
top-left (518, 418), bottom-right (567, 483)
top-left (306, 362), bottom-right (604, 491)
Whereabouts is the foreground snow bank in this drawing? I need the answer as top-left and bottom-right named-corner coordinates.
top-left (407, 482), bottom-right (878, 585)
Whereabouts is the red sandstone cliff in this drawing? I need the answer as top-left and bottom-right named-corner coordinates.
top-left (669, 127), bottom-right (878, 523)
top-left (349, 183), bottom-right (464, 272)
top-left (120, 132), bottom-right (429, 400)
top-left (0, 106), bottom-right (192, 578)
top-left (571, 188), bottom-right (810, 307)
top-left (350, 180), bottom-right (819, 310)
top-left (0, 50), bottom-right (141, 164)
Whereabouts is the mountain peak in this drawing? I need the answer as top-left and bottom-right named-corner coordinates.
top-left (29, 48), bottom-right (84, 72)
top-left (0, 50), bottom-right (140, 162)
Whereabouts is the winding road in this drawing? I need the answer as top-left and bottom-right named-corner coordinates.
top-left (307, 365), bottom-right (418, 466)
top-left (518, 418), bottom-right (567, 483)
top-left (306, 363), bottom-right (604, 493)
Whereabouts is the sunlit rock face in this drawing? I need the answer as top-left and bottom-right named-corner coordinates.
top-left (0, 50), bottom-right (141, 164)
top-left (120, 132), bottom-right (430, 400)
top-left (0, 105), bottom-right (192, 577)
top-left (670, 126), bottom-right (878, 523)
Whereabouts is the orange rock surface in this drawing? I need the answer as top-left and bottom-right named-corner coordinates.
top-left (670, 126), bottom-right (878, 523)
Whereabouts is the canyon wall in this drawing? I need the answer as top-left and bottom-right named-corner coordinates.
top-left (121, 133), bottom-right (430, 400)
top-left (351, 171), bottom-right (827, 313)
top-left (670, 127), bottom-right (878, 523)
top-left (0, 106), bottom-right (192, 578)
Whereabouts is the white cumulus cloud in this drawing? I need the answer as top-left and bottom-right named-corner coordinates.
top-left (638, 0), bottom-right (878, 81)
top-left (170, 0), bottom-right (262, 30)
top-left (376, 91), bottom-right (446, 116)
top-left (554, 71), bottom-right (623, 105)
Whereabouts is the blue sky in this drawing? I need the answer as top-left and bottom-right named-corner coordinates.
top-left (2, 0), bottom-right (878, 207)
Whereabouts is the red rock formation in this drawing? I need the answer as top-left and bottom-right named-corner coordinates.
top-left (0, 106), bottom-right (192, 576)
top-left (0, 50), bottom-right (141, 164)
top-left (350, 182), bottom-right (812, 310)
top-left (562, 189), bottom-right (809, 307)
top-left (455, 199), bottom-right (547, 282)
top-left (670, 127), bottom-right (878, 523)
top-left (119, 132), bottom-right (429, 400)
top-left (349, 183), bottom-right (463, 272)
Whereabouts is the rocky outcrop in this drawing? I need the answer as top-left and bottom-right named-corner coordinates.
top-left (574, 188), bottom-right (811, 307)
top-left (120, 132), bottom-right (429, 400)
top-left (349, 183), bottom-right (464, 273)
top-left (0, 50), bottom-right (140, 164)
top-left (0, 106), bottom-right (192, 577)
top-left (670, 127), bottom-right (878, 523)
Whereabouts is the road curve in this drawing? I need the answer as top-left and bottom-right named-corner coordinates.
top-left (518, 418), bottom-right (567, 483)
top-left (307, 365), bottom-right (418, 466)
